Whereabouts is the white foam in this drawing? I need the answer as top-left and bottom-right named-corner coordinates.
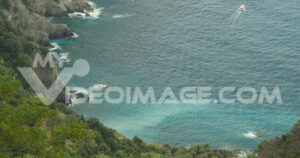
top-left (87, 1), bottom-right (103, 19)
top-left (236, 151), bottom-right (249, 158)
top-left (60, 52), bottom-right (69, 57)
top-left (112, 13), bottom-right (137, 19)
top-left (49, 42), bottom-right (61, 51)
top-left (72, 32), bottom-right (79, 38)
top-left (68, 12), bottom-right (86, 18)
top-left (68, 87), bottom-right (89, 105)
top-left (243, 131), bottom-right (257, 139)
top-left (58, 52), bottom-right (71, 65)
top-left (68, 1), bottom-right (103, 19)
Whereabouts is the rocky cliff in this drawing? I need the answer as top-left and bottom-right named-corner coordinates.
top-left (30, 0), bottom-right (92, 17)
top-left (1, 0), bottom-right (92, 102)
top-left (3, 0), bottom-right (91, 45)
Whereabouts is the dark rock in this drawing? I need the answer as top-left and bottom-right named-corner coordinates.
top-left (5, 0), bottom-right (92, 45)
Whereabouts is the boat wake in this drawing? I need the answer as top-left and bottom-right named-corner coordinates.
top-left (112, 13), bottom-right (138, 19)
top-left (229, 5), bottom-right (246, 23)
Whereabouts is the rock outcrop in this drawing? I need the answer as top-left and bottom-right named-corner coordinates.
top-left (1, 0), bottom-right (92, 101)
top-left (3, 0), bottom-right (91, 45)
top-left (29, 0), bottom-right (92, 17)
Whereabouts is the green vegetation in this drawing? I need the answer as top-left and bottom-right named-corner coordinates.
top-left (247, 121), bottom-right (300, 158)
top-left (0, 59), bottom-right (234, 156)
top-left (0, 0), bottom-right (10, 10)
top-left (0, 66), bottom-right (233, 157)
top-left (0, 7), bottom-right (232, 157)
top-left (0, 11), bottom-right (45, 68)
top-left (1, 1), bottom-right (300, 157)
top-left (21, 0), bottom-right (31, 8)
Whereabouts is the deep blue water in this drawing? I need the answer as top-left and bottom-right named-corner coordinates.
top-left (52, 0), bottom-right (300, 151)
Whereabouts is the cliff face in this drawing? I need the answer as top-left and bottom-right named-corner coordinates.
top-left (4, 0), bottom-right (91, 45)
top-left (1, 0), bottom-right (91, 101)
top-left (30, 0), bottom-right (92, 17)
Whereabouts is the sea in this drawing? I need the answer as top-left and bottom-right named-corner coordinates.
top-left (50, 0), bottom-right (300, 151)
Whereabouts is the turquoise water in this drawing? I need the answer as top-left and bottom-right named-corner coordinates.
top-left (52, 0), bottom-right (300, 151)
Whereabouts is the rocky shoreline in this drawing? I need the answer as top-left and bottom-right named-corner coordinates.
top-left (3, 0), bottom-right (93, 45)
top-left (1, 0), bottom-right (98, 103)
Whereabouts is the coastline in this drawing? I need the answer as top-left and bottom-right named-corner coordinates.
top-left (46, 1), bottom-right (258, 153)
top-left (0, 0), bottom-right (300, 157)
top-left (3, 0), bottom-right (95, 46)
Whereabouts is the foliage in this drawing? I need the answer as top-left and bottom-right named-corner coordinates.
top-left (0, 13), bottom-right (233, 154)
top-left (0, 75), bottom-right (20, 103)
top-left (252, 120), bottom-right (300, 158)
top-left (1, 3), bottom-right (299, 158)
top-left (21, 0), bottom-right (31, 9)
top-left (0, 11), bottom-right (41, 68)
top-left (0, 0), bottom-right (10, 10)
top-left (0, 73), bottom-right (234, 157)
top-left (0, 14), bottom-right (233, 156)
top-left (0, 13), bottom-right (26, 65)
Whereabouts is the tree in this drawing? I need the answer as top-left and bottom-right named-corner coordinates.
top-left (0, 75), bottom-right (20, 103)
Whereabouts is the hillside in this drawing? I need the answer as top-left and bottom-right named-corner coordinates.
top-left (1, 0), bottom-right (300, 158)
top-left (0, 0), bottom-right (233, 157)
top-left (248, 121), bottom-right (300, 158)
top-left (1, 0), bottom-right (91, 45)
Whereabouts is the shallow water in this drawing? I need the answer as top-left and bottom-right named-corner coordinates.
top-left (52, 0), bottom-right (300, 151)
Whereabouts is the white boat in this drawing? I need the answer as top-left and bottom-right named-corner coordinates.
top-left (239, 5), bottom-right (246, 12)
